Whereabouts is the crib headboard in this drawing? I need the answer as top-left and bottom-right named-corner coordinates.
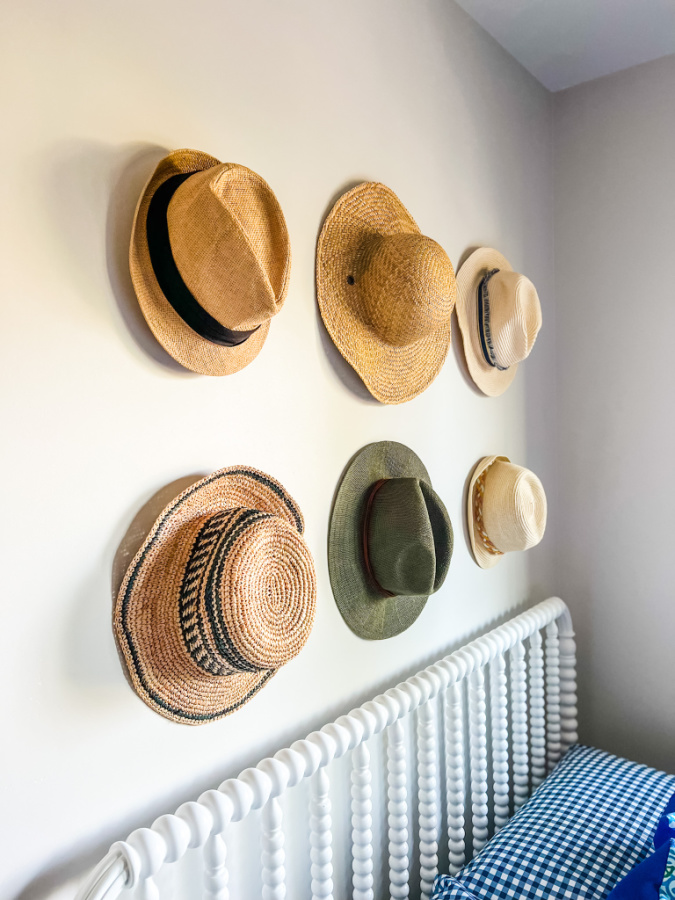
top-left (77, 597), bottom-right (577, 900)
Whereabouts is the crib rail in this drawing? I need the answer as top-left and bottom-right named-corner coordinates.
top-left (76, 597), bottom-right (577, 900)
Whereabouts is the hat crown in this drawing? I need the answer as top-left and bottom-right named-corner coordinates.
top-left (367, 478), bottom-right (453, 596)
top-left (179, 508), bottom-right (316, 675)
top-left (166, 164), bottom-right (291, 332)
top-left (485, 270), bottom-right (541, 368)
top-left (358, 233), bottom-right (455, 347)
top-left (481, 462), bottom-right (547, 553)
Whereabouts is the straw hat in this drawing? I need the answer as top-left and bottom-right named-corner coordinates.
top-left (113, 467), bottom-right (316, 724)
top-left (329, 441), bottom-right (453, 640)
top-left (316, 183), bottom-right (456, 404)
top-left (130, 149), bottom-right (291, 376)
top-left (467, 456), bottom-right (547, 569)
top-left (456, 248), bottom-right (542, 396)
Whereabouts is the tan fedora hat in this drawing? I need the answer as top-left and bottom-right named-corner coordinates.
top-left (113, 467), bottom-right (316, 724)
top-left (456, 248), bottom-right (542, 396)
top-left (316, 183), bottom-right (456, 404)
top-left (467, 456), bottom-right (547, 569)
top-left (130, 149), bottom-right (291, 376)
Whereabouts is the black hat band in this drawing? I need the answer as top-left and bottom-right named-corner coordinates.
top-left (147, 173), bottom-right (261, 348)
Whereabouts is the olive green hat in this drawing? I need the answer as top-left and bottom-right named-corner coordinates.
top-left (329, 441), bottom-right (453, 640)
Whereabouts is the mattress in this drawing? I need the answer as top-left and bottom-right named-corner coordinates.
top-left (433, 744), bottom-right (675, 900)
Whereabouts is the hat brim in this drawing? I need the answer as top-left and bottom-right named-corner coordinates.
top-left (328, 441), bottom-right (432, 640)
top-left (113, 467), bottom-right (304, 724)
top-left (467, 456), bottom-right (509, 569)
top-left (316, 183), bottom-right (452, 405)
top-left (456, 248), bottom-right (518, 397)
top-left (130, 150), bottom-right (270, 376)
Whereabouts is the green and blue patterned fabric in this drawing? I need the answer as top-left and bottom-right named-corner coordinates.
top-left (607, 804), bottom-right (675, 899)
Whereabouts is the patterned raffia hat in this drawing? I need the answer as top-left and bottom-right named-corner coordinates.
top-left (467, 456), bottom-right (547, 568)
top-left (316, 183), bottom-right (456, 404)
top-left (130, 149), bottom-right (291, 376)
top-left (329, 441), bottom-right (453, 640)
top-left (114, 468), bottom-right (316, 724)
top-left (456, 247), bottom-right (542, 396)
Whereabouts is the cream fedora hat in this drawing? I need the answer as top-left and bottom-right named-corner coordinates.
top-left (316, 183), bottom-right (456, 404)
top-left (456, 248), bottom-right (542, 396)
top-left (130, 149), bottom-right (291, 376)
top-left (467, 456), bottom-right (547, 568)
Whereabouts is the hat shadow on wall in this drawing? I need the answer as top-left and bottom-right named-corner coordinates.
top-left (452, 244), bottom-right (485, 397)
top-left (46, 140), bottom-right (195, 374)
top-left (105, 144), bottom-right (198, 374)
top-left (314, 181), bottom-right (379, 405)
top-left (63, 475), bottom-right (205, 691)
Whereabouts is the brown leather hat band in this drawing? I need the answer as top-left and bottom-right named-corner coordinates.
top-left (147, 173), bottom-right (261, 348)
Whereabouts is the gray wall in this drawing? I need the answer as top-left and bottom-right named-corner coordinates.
top-left (554, 54), bottom-right (675, 772)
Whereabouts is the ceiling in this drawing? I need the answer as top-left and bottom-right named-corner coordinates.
top-left (453, 0), bottom-right (675, 91)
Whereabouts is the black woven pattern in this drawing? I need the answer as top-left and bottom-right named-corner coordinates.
top-left (179, 508), bottom-right (272, 675)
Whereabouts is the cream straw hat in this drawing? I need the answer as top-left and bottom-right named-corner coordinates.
top-left (316, 183), bottom-right (456, 404)
top-left (130, 149), bottom-right (291, 376)
top-left (114, 467), bottom-right (316, 724)
top-left (456, 248), bottom-right (542, 396)
top-left (467, 456), bottom-right (547, 569)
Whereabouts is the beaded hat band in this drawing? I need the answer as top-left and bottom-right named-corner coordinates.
top-left (467, 456), bottom-right (547, 569)
top-left (114, 467), bottom-right (316, 725)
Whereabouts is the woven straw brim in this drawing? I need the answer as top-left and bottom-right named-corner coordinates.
top-left (329, 442), bottom-right (431, 640)
top-left (456, 248), bottom-right (518, 397)
top-left (130, 150), bottom-right (270, 376)
top-left (114, 467), bottom-right (306, 724)
top-left (467, 456), bottom-right (508, 569)
top-left (316, 183), bottom-right (452, 405)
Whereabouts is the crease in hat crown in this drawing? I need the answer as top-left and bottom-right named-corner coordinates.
top-left (482, 270), bottom-right (542, 369)
top-left (316, 182), bottom-right (456, 404)
top-left (366, 477), bottom-right (452, 596)
top-left (166, 163), bottom-right (287, 331)
top-left (358, 232), bottom-right (455, 347)
top-left (468, 456), bottom-right (547, 568)
top-left (455, 247), bottom-right (542, 396)
top-left (129, 149), bottom-right (291, 376)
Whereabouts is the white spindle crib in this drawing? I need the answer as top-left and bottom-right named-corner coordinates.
top-left (76, 597), bottom-right (577, 900)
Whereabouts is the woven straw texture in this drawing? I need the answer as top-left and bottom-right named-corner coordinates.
top-left (329, 441), bottom-right (451, 641)
top-left (114, 467), bottom-right (316, 724)
top-left (130, 149), bottom-right (291, 376)
top-left (467, 456), bottom-right (547, 569)
top-left (316, 183), bottom-right (456, 404)
top-left (456, 247), bottom-right (519, 396)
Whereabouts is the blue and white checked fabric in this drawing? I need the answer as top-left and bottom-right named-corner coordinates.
top-left (433, 745), bottom-right (675, 900)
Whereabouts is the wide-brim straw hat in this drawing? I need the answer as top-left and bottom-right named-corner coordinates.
top-left (329, 441), bottom-right (453, 640)
top-left (316, 183), bottom-right (456, 404)
top-left (467, 456), bottom-right (547, 569)
top-left (456, 248), bottom-right (541, 396)
top-left (114, 467), bottom-right (316, 724)
top-left (130, 149), bottom-right (291, 376)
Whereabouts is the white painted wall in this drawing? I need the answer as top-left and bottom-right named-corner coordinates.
top-left (554, 55), bottom-right (675, 773)
top-left (0, 2), bottom-right (556, 898)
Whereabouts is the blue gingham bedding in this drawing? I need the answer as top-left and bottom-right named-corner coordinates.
top-left (432, 744), bottom-right (675, 900)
